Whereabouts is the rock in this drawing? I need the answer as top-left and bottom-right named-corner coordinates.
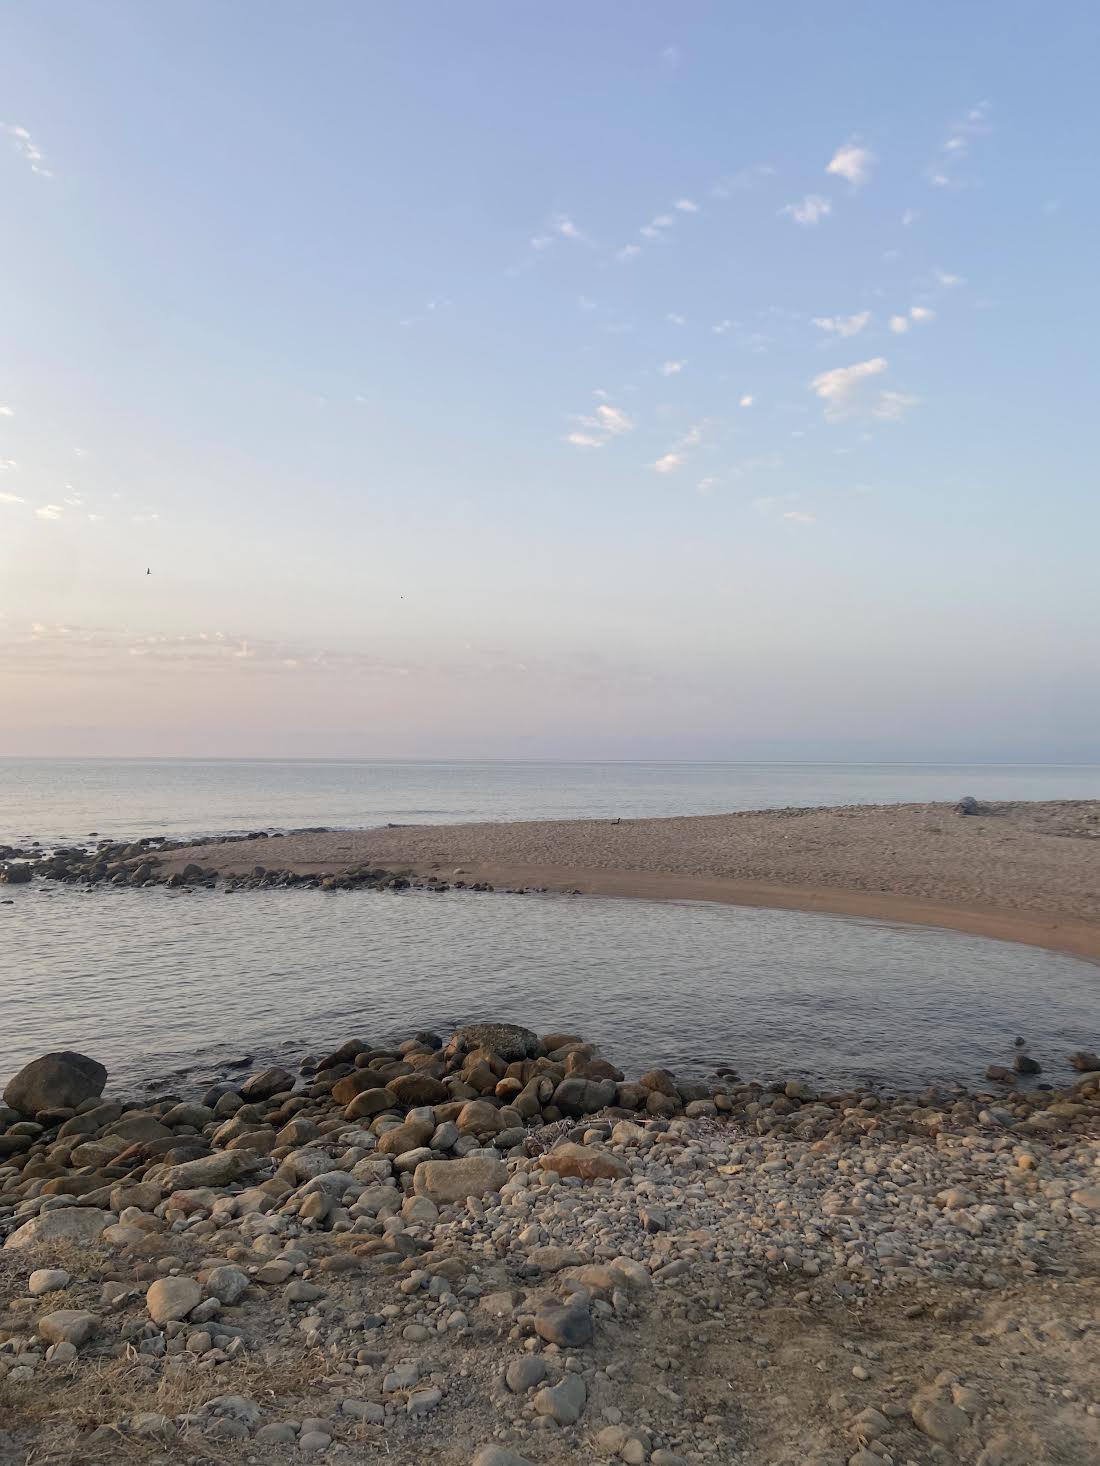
top-left (342, 1399), bottom-right (385, 1424)
top-left (256, 1424), bottom-right (298, 1445)
top-left (985, 1066), bottom-right (1017, 1085)
top-left (455, 1100), bottom-right (507, 1137)
top-left (505, 1356), bottom-right (547, 1393)
top-left (3, 1051), bottom-right (107, 1114)
top-left (203, 1266), bottom-right (250, 1304)
top-left (407, 1387), bottom-right (442, 1416)
top-left (539, 1141), bottom-right (629, 1181)
top-left (130, 1412), bottom-right (174, 1438)
top-left (912, 1398), bottom-right (969, 1444)
top-left (206, 1395), bottom-right (263, 1427)
top-left (240, 1067), bottom-right (294, 1100)
top-left (1069, 1051), bottom-right (1100, 1072)
top-left (28, 1269), bottom-right (71, 1296)
top-left (299, 1430), bottom-right (333, 1453)
top-left (387, 1073), bottom-right (449, 1105)
top-left (452, 1022), bottom-right (538, 1061)
top-left (956, 795), bottom-right (981, 814)
top-left (1012, 1054), bottom-right (1041, 1075)
top-left (5, 1207), bottom-right (113, 1250)
top-left (413, 1156), bottom-right (508, 1204)
top-left (471, 1451), bottom-right (536, 1466)
top-left (533, 1373), bottom-right (587, 1426)
top-left (1071, 1187), bottom-right (1100, 1211)
top-left (552, 1076), bottom-right (618, 1117)
top-left (158, 1151), bottom-right (265, 1189)
top-left (146, 1276), bottom-right (203, 1324)
top-left (37, 1309), bottom-right (100, 1347)
top-left (0, 861), bottom-right (32, 883)
top-left (377, 1117), bottom-right (436, 1155)
top-left (534, 1297), bottom-right (593, 1347)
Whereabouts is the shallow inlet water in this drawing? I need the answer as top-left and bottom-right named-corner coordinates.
top-left (2, 884), bottom-right (1096, 1095)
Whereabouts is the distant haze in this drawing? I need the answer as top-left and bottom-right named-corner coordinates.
top-left (1, 5), bottom-right (1096, 760)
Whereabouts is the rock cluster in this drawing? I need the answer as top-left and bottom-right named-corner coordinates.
top-left (1, 1025), bottom-right (1099, 1465)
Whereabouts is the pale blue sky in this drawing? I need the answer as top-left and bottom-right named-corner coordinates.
top-left (1, 3), bottom-right (1097, 758)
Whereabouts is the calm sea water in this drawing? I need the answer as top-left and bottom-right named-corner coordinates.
top-left (2, 760), bottom-right (1096, 1095)
top-left (2, 883), bottom-right (1097, 1096)
top-left (2, 758), bottom-right (1099, 844)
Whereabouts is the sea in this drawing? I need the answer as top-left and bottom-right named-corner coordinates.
top-left (2, 759), bottom-right (1098, 1096)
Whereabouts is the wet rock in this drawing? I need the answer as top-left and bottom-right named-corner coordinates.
top-left (4, 1051), bottom-right (107, 1114)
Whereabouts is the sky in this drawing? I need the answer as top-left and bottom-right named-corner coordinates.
top-left (1, 2), bottom-right (1097, 760)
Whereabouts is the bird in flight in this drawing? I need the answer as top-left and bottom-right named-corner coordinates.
top-left (146, 567), bottom-right (151, 576)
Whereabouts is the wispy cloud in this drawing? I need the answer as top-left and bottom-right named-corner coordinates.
top-left (531, 214), bottom-right (590, 252)
top-left (889, 304), bottom-right (936, 333)
top-left (710, 163), bottom-right (776, 199)
top-left (826, 142), bottom-right (874, 189)
top-left (0, 457), bottom-right (17, 470)
top-left (0, 405), bottom-right (13, 418)
top-left (651, 421), bottom-right (704, 474)
top-left (783, 509), bottom-right (816, 524)
top-left (810, 356), bottom-right (889, 420)
top-left (616, 243), bottom-right (642, 261)
top-left (0, 491), bottom-right (25, 505)
top-left (711, 319), bottom-right (734, 336)
top-left (928, 100), bottom-right (991, 187)
top-left (565, 401), bottom-right (636, 449)
top-left (739, 394), bottom-right (754, 408)
top-left (872, 390), bottom-right (919, 421)
top-left (781, 194), bottom-right (831, 226)
top-left (935, 268), bottom-right (966, 288)
top-left (3, 123), bottom-right (52, 178)
top-left (674, 198), bottom-right (698, 213)
top-left (812, 311), bottom-right (871, 338)
top-left (660, 360), bottom-right (686, 376)
top-left (35, 503), bottom-right (64, 520)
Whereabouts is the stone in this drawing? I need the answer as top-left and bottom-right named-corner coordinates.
top-left (146, 1276), bottom-right (203, 1324)
top-left (342, 1399), bottom-right (385, 1423)
top-left (5, 1207), bottom-right (113, 1250)
top-left (376, 1117), bottom-right (435, 1155)
top-left (1069, 1051), bottom-right (1100, 1071)
top-left (552, 1076), bottom-right (618, 1117)
top-left (158, 1151), bottom-right (265, 1189)
top-left (452, 1023), bottom-right (538, 1061)
top-left (413, 1156), bottom-right (508, 1204)
top-left (912, 1399), bottom-right (969, 1444)
top-left (1071, 1187), bottom-right (1100, 1211)
top-left (538, 1141), bottom-right (629, 1181)
top-left (471, 1450), bottom-right (537, 1466)
top-left (28, 1269), bottom-right (71, 1296)
top-left (3, 1051), bottom-right (107, 1114)
top-left (455, 1100), bottom-right (507, 1137)
top-left (0, 861), bottom-right (32, 883)
top-left (506, 1356), bottom-right (547, 1393)
top-left (344, 1087), bottom-right (394, 1119)
top-left (38, 1309), bottom-right (100, 1347)
top-left (240, 1067), bottom-right (294, 1100)
top-left (203, 1266), bottom-right (250, 1304)
top-left (256, 1424), bottom-right (298, 1445)
top-left (387, 1073), bottom-right (449, 1106)
top-left (205, 1394), bottom-right (263, 1426)
top-left (534, 1297), bottom-right (593, 1347)
top-left (332, 1070), bottom-right (393, 1106)
top-left (533, 1373), bottom-right (587, 1426)
top-left (130, 1412), bottom-right (174, 1438)
top-left (407, 1387), bottom-right (442, 1416)
top-left (1012, 1054), bottom-right (1041, 1075)
top-left (299, 1430), bottom-right (332, 1453)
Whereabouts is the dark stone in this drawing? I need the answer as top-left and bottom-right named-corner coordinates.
top-left (4, 1051), bottom-right (107, 1115)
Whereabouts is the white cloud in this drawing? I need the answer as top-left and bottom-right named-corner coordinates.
top-left (640, 225), bottom-right (660, 240)
top-left (936, 268), bottom-right (965, 287)
top-left (667, 312), bottom-right (685, 326)
top-left (711, 319), bottom-right (733, 335)
top-left (891, 305), bottom-right (936, 332)
top-left (617, 244), bottom-right (642, 261)
top-left (565, 401), bottom-right (636, 449)
top-left (674, 198), bottom-right (698, 213)
top-left (710, 163), bottom-right (776, 199)
top-left (35, 503), bottom-right (64, 520)
top-left (651, 421), bottom-right (704, 473)
top-left (783, 510), bottom-right (816, 524)
top-left (810, 356), bottom-right (888, 420)
top-left (872, 390), bottom-right (919, 421)
top-left (781, 193), bottom-right (832, 226)
top-left (578, 295), bottom-right (597, 311)
top-left (826, 142), bottom-right (874, 188)
top-left (555, 214), bottom-right (586, 242)
top-left (812, 311), bottom-right (871, 338)
top-left (660, 360), bottom-right (686, 376)
top-left (0, 404), bottom-right (13, 417)
top-left (696, 476), bottom-right (719, 495)
top-left (889, 315), bottom-right (910, 334)
top-left (3, 123), bottom-right (52, 178)
top-left (653, 452), bottom-right (684, 474)
top-left (909, 305), bottom-right (935, 323)
top-left (739, 395), bottom-right (754, 408)
top-left (652, 213), bottom-right (674, 228)
top-left (87, 513), bottom-right (104, 522)
top-left (0, 491), bottom-right (25, 504)
top-left (929, 100), bottom-right (991, 187)
top-left (0, 457), bottom-right (16, 470)
top-left (530, 234), bottom-right (553, 251)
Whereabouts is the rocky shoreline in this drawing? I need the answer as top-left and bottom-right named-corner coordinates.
top-left (2, 1028), bottom-right (1099, 1466)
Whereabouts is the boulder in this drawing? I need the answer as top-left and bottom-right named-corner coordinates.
top-left (4, 1051), bottom-right (107, 1114)
top-left (376, 1117), bottom-right (435, 1156)
top-left (146, 1276), bottom-right (202, 1324)
top-left (455, 1099), bottom-right (506, 1137)
top-left (451, 1023), bottom-right (538, 1061)
top-left (551, 1076), bottom-right (617, 1118)
top-left (38, 1310), bottom-right (100, 1347)
top-left (386, 1074), bottom-right (449, 1106)
top-left (538, 1141), bottom-right (629, 1182)
top-left (1069, 1051), bottom-right (1100, 1072)
top-left (240, 1067), bottom-right (294, 1101)
top-left (344, 1087), bottom-right (395, 1120)
top-left (413, 1156), bottom-right (508, 1204)
top-left (5, 1207), bottom-right (114, 1250)
top-left (533, 1373), bottom-right (587, 1425)
top-left (156, 1151), bottom-right (265, 1190)
top-left (28, 1269), bottom-right (71, 1296)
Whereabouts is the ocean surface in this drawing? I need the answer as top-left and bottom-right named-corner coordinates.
top-left (2, 758), bottom-right (1099, 844)
top-left (1, 760), bottom-right (1097, 1095)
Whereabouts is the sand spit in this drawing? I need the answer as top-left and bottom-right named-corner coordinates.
top-left (156, 801), bottom-right (1100, 960)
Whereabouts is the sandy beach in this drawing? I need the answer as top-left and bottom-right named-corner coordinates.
top-left (160, 800), bottom-right (1100, 960)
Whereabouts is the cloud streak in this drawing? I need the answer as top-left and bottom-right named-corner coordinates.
top-left (812, 311), bottom-right (871, 338)
top-left (781, 194), bottom-right (831, 226)
top-left (3, 123), bottom-right (52, 178)
top-left (826, 142), bottom-right (874, 188)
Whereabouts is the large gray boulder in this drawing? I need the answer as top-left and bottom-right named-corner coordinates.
top-left (451, 1023), bottom-right (538, 1061)
top-left (4, 1051), bottom-right (107, 1114)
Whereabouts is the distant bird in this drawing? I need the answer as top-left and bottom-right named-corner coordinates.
top-left (146, 567), bottom-right (151, 576)
top-left (611, 817), bottom-right (621, 825)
